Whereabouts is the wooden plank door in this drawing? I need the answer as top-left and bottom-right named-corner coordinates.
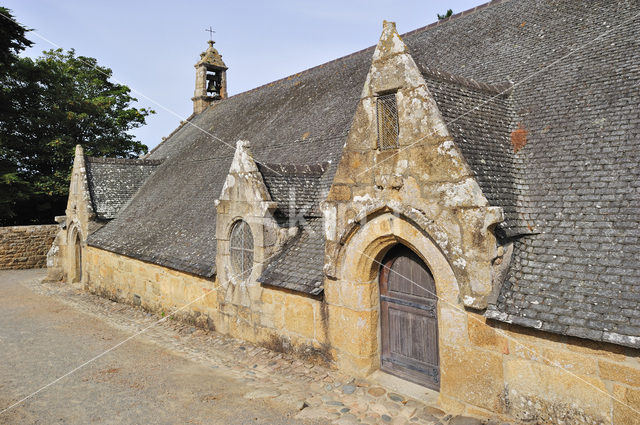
top-left (380, 245), bottom-right (440, 390)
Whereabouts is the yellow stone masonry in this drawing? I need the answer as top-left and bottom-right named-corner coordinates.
top-left (83, 246), bottom-right (329, 360)
top-left (0, 225), bottom-right (58, 270)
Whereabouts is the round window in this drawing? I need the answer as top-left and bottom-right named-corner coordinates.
top-left (229, 220), bottom-right (254, 281)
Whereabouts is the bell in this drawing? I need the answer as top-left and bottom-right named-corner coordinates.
top-left (206, 78), bottom-right (218, 93)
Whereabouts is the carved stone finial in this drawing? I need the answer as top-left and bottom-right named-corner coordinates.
top-left (373, 20), bottom-right (408, 61)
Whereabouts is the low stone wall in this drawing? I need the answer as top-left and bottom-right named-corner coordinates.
top-left (0, 225), bottom-right (58, 270)
top-left (83, 246), bottom-right (330, 363)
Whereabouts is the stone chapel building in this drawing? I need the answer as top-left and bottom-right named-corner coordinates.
top-left (50, 1), bottom-right (640, 423)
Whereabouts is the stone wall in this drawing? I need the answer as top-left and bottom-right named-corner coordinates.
top-left (0, 225), bottom-right (58, 270)
top-left (460, 313), bottom-right (640, 425)
top-left (83, 246), bottom-right (331, 363)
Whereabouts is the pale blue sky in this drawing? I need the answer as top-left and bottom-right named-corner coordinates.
top-left (5, 1), bottom-right (483, 151)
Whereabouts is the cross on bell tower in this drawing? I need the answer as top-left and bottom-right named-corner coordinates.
top-left (205, 26), bottom-right (215, 41)
top-left (192, 28), bottom-right (228, 114)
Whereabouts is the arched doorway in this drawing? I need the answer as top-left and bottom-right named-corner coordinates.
top-left (71, 229), bottom-right (82, 283)
top-left (379, 244), bottom-right (439, 390)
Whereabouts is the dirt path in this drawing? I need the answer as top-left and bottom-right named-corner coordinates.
top-left (0, 269), bottom-right (326, 425)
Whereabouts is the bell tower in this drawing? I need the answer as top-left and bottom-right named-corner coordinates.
top-left (192, 39), bottom-right (228, 114)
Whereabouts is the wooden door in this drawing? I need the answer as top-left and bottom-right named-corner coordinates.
top-left (379, 245), bottom-right (440, 390)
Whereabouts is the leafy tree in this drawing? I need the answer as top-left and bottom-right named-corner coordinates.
top-left (0, 10), bottom-right (153, 225)
top-left (0, 7), bottom-right (33, 221)
top-left (437, 9), bottom-right (453, 20)
top-left (0, 7), bottom-right (32, 68)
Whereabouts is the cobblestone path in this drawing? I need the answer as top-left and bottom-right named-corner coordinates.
top-left (0, 269), bottom-right (512, 425)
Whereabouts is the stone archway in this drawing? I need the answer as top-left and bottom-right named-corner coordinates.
top-left (73, 231), bottom-right (82, 283)
top-left (330, 212), bottom-right (463, 391)
top-left (68, 226), bottom-right (83, 284)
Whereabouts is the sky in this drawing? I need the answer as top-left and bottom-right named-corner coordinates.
top-left (4, 0), bottom-right (484, 151)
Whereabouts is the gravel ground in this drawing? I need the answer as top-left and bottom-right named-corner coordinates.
top-left (0, 269), bottom-right (326, 425)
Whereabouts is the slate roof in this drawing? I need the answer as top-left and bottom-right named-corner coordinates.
top-left (257, 162), bottom-right (329, 220)
top-left (85, 157), bottom-right (162, 220)
top-left (421, 68), bottom-right (528, 236)
top-left (256, 163), bottom-right (329, 294)
top-left (404, 0), bottom-right (638, 348)
top-left (88, 0), bottom-right (640, 347)
top-left (87, 48), bottom-right (366, 276)
top-left (258, 218), bottom-right (325, 295)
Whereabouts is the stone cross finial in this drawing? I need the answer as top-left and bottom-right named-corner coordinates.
top-left (205, 26), bottom-right (215, 42)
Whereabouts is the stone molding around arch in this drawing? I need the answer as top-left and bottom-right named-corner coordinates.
top-left (334, 212), bottom-right (460, 313)
top-left (325, 212), bottom-right (467, 387)
top-left (67, 223), bottom-right (84, 284)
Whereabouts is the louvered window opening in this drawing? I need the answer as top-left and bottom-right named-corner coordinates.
top-left (376, 93), bottom-right (399, 150)
top-left (229, 220), bottom-right (254, 282)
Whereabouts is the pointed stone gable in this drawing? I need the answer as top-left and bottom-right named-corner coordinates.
top-left (217, 140), bottom-right (273, 208)
top-left (66, 145), bottom-right (96, 237)
top-left (325, 21), bottom-right (503, 309)
top-left (215, 141), bottom-right (298, 306)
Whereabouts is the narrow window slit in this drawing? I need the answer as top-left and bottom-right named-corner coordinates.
top-left (376, 92), bottom-right (399, 150)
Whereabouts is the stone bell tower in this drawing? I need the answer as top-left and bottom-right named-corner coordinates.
top-left (192, 39), bottom-right (228, 114)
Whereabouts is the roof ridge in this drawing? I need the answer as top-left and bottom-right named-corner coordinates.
top-left (420, 64), bottom-right (512, 95)
top-left (201, 0), bottom-right (512, 112)
top-left (216, 46), bottom-right (375, 105)
top-left (86, 156), bottom-right (163, 166)
top-left (403, 0), bottom-right (511, 37)
top-left (147, 113), bottom-right (196, 157)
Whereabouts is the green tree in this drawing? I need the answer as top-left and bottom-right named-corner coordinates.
top-left (0, 7), bottom-right (33, 222)
top-left (0, 7), bottom-right (32, 68)
top-left (0, 10), bottom-right (153, 225)
top-left (437, 9), bottom-right (453, 21)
